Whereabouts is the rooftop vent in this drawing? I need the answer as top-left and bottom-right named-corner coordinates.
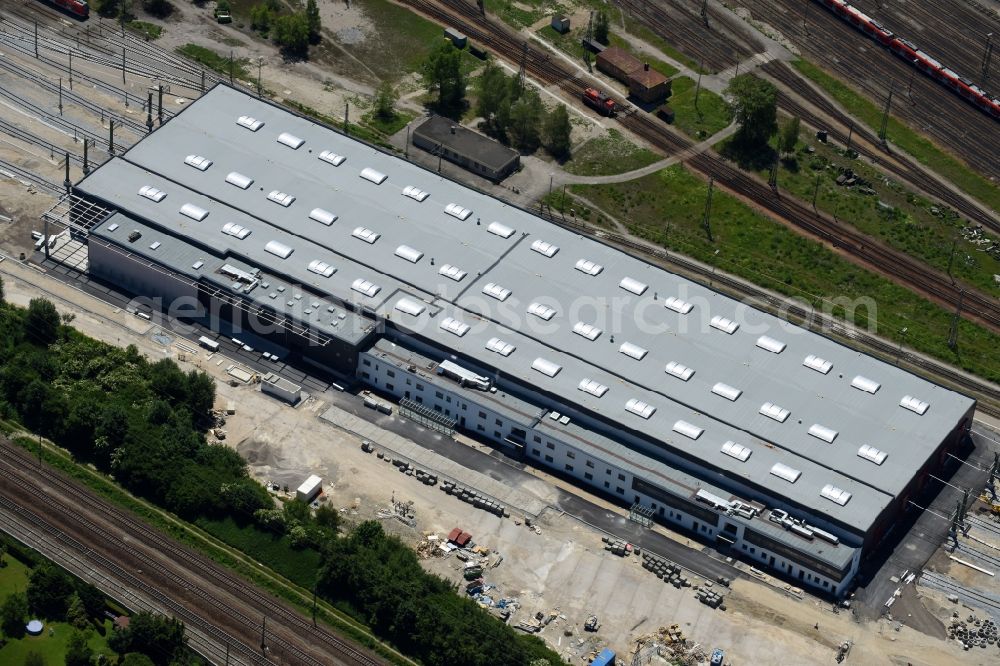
top-left (572, 322), bottom-right (602, 341)
top-left (402, 185), bottom-right (429, 202)
top-left (625, 398), bottom-right (656, 419)
top-left (711, 383), bottom-right (742, 401)
top-left (857, 444), bottom-right (888, 465)
top-left (672, 420), bottom-right (703, 440)
top-left (394, 298), bottom-right (426, 316)
top-left (759, 402), bottom-right (790, 423)
top-left (482, 283), bottom-right (511, 301)
top-left (527, 302), bottom-right (557, 321)
top-left (107, 223), bottom-right (119, 232)
top-left (438, 264), bottom-right (466, 282)
top-left (485, 337), bottom-right (515, 356)
top-left (487, 221), bottom-right (515, 238)
top-left (900, 395), bottom-right (929, 415)
top-left (266, 190), bottom-right (295, 207)
top-left (221, 222), bottom-right (251, 239)
top-left (264, 240), bottom-right (294, 259)
top-left (663, 296), bottom-right (693, 314)
top-left (352, 227), bottom-right (380, 244)
top-left (710, 315), bottom-right (738, 334)
top-left (851, 375), bottom-right (881, 394)
top-left (149, 241), bottom-right (161, 250)
top-left (770, 462), bottom-right (801, 484)
top-left (808, 424), bottom-right (838, 443)
top-left (574, 258), bottom-right (603, 276)
top-left (531, 357), bottom-right (562, 377)
top-left (395, 245), bottom-right (424, 263)
top-left (236, 115), bottom-right (264, 131)
top-left (138, 185), bottom-right (166, 202)
top-left (360, 167), bottom-right (387, 184)
top-left (192, 260), bottom-right (203, 270)
top-left (619, 342), bottom-right (648, 361)
top-left (276, 132), bottom-right (305, 149)
top-left (309, 208), bottom-right (337, 226)
top-left (318, 150), bottom-right (346, 166)
top-left (803, 354), bottom-right (833, 374)
top-left (444, 203), bottom-right (472, 220)
top-left (664, 361), bottom-right (694, 381)
top-left (225, 172), bottom-right (254, 189)
top-left (184, 154), bottom-right (212, 171)
top-left (820, 484), bottom-right (852, 506)
top-left (721, 441), bottom-right (752, 462)
top-left (179, 203), bottom-right (209, 221)
top-left (756, 335), bottom-right (786, 354)
top-left (578, 378), bottom-right (609, 398)
top-left (351, 278), bottom-right (381, 298)
top-left (440, 317), bottom-right (470, 337)
top-left (307, 259), bottom-right (336, 277)
top-left (530, 239), bottom-right (559, 257)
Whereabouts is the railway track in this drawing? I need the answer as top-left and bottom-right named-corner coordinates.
top-left (0, 438), bottom-right (386, 666)
top-left (0, 116), bottom-right (86, 166)
top-left (0, 156), bottom-right (62, 193)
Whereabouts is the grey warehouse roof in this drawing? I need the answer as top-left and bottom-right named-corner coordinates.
top-left (74, 85), bottom-right (975, 535)
top-left (412, 115), bottom-right (520, 171)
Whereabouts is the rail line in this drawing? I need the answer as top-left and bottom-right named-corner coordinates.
top-left (0, 156), bottom-right (62, 193)
top-left (0, 116), bottom-right (86, 166)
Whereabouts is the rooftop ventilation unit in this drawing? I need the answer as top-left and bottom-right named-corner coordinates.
top-left (625, 398), bottom-right (656, 419)
top-left (179, 203), bottom-right (209, 221)
top-left (808, 424), bottom-right (838, 443)
top-left (756, 335), bottom-right (786, 354)
top-left (444, 203), bottom-right (472, 220)
top-left (276, 132), bottom-right (304, 149)
top-left (578, 378), bottom-right (609, 398)
top-left (318, 150), bottom-right (346, 166)
top-left (264, 240), bottom-right (294, 259)
top-left (710, 315), bottom-right (738, 334)
top-left (221, 222), bottom-right (251, 239)
top-left (402, 185), bottom-right (429, 201)
top-left (857, 444), bottom-right (888, 465)
top-left (711, 383), bottom-right (742, 401)
top-left (351, 278), bottom-right (381, 298)
top-left (107, 223), bottom-right (119, 232)
top-left (574, 258), bottom-right (603, 276)
top-left (485, 337), bottom-right (515, 356)
top-left (803, 354), bottom-right (833, 374)
top-left (851, 375), bottom-right (881, 394)
top-left (395, 245), bottom-right (424, 263)
top-left (138, 185), bottom-right (166, 202)
top-left (184, 154), bottom-right (212, 171)
top-left (770, 462), bottom-right (801, 483)
top-left (225, 172), bottom-right (254, 189)
top-left (438, 264), bottom-right (466, 282)
top-left (672, 420), bottom-right (703, 440)
top-left (440, 317), bottom-right (470, 337)
top-left (360, 167), bottom-right (387, 184)
top-left (236, 115), bottom-right (264, 131)
top-left (394, 298), bottom-right (426, 316)
top-left (192, 260), bottom-right (203, 270)
top-left (530, 239), bottom-right (559, 257)
top-left (352, 227), bottom-right (380, 244)
top-left (721, 441), bottom-right (752, 462)
top-left (663, 296), bottom-right (693, 314)
top-left (487, 221), bottom-right (515, 238)
top-left (482, 283), bottom-right (511, 301)
top-left (267, 190), bottom-right (295, 207)
top-left (618, 277), bottom-right (648, 295)
top-left (527, 302), bottom-right (557, 321)
top-left (572, 322), bottom-right (602, 341)
top-left (531, 357), bottom-right (562, 377)
top-left (309, 208), bottom-right (337, 226)
top-left (820, 484), bottom-right (852, 506)
top-left (664, 361), bottom-right (694, 381)
top-left (619, 342), bottom-right (648, 361)
top-left (149, 241), bottom-right (161, 250)
top-left (759, 402), bottom-right (790, 423)
top-left (900, 395), bottom-right (929, 415)
top-left (307, 259), bottom-right (336, 277)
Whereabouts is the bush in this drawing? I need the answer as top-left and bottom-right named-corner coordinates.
top-left (271, 13), bottom-right (310, 57)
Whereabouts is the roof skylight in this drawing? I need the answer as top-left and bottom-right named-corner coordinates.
top-left (264, 240), bottom-right (294, 259)
top-left (351, 278), bottom-right (381, 298)
top-left (309, 208), bottom-right (337, 226)
top-left (438, 264), bottom-right (466, 282)
top-left (440, 317), bottom-right (470, 337)
top-left (531, 357), bottom-right (562, 377)
top-left (625, 398), bottom-right (656, 419)
top-left (138, 185), bottom-right (166, 202)
top-left (820, 484), bottom-right (852, 506)
top-left (395, 245), bottom-right (424, 263)
top-left (530, 239), bottom-right (559, 257)
top-left (179, 203), bottom-right (208, 221)
top-left (444, 203), bottom-right (472, 220)
top-left (663, 296), bottom-right (693, 314)
top-left (482, 283), bottom-right (511, 301)
top-left (664, 361), bottom-right (694, 381)
top-left (756, 335), bottom-right (786, 354)
top-left (721, 441), bottom-right (752, 462)
top-left (857, 444), bottom-right (888, 465)
top-left (527, 303), bottom-right (557, 321)
top-left (808, 424), bottom-right (838, 443)
top-left (184, 154), bottom-right (212, 171)
top-left (402, 185), bottom-right (429, 202)
top-left (619, 277), bottom-right (648, 295)
top-left (710, 315), bottom-right (738, 334)
top-left (759, 402), bottom-right (790, 422)
top-left (619, 342), bottom-right (648, 360)
top-left (574, 258), bottom-right (603, 276)
top-left (266, 190), bottom-right (295, 207)
top-left (352, 227), bottom-right (380, 244)
top-left (277, 132), bottom-right (305, 149)
top-left (851, 375), bottom-right (881, 394)
top-left (394, 298), bottom-right (426, 316)
top-left (236, 115), bottom-right (264, 131)
top-left (487, 221), bottom-right (515, 238)
top-left (307, 259), bottom-right (336, 277)
top-left (485, 337), bottom-right (515, 356)
top-left (221, 222), bottom-right (251, 239)
top-left (770, 463), bottom-right (801, 483)
top-left (318, 150), bottom-right (346, 166)
top-left (578, 378), bottom-right (609, 398)
top-left (900, 395), bottom-right (929, 415)
top-left (711, 383), bottom-right (742, 401)
top-left (803, 354), bottom-right (833, 374)
top-left (359, 167), bottom-right (387, 184)
top-left (672, 420), bottom-right (703, 440)
top-left (225, 172), bottom-right (253, 189)
top-left (572, 322), bottom-right (602, 341)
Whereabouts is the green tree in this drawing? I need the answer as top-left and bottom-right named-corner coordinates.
top-left (373, 80), bottom-right (398, 122)
top-left (74, 582), bottom-right (106, 620)
top-left (282, 498), bottom-right (312, 526)
top-left (305, 0), bottom-right (322, 43)
top-left (475, 59), bottom-right (509, 135)
top-left (121, 655), bottom-right (155, 666)
top-left (220, 479), bottom-right (272, 520)
top-left (24, 651), bottom-right (45, 666)
top-left (1, 591), bottom-right (28, 638)
top-left (249, 4), bottom-right (274, 35)
top-left (725, 74), bottom-right (778, 149)
top-left (271, 13), bottom-right (311, 57)
top-left (543, 105), bottom-right (572, 159)
top-left (66, 592), bottom-right (88, 629)
top-left (507, 88), bottom-right (543, 152)
top-left (184, 370), bottom-right (216, 419)
top-left (0, 274), bottom-right (5, 303)
top-left (64, 630), bottom-right (93, 666)
top-left (142, 0), bottom-right (172, 18)
top-left (778, 116), bottom-right (801, 157)
top-left (108, 612), bottom-right (187, 666)
top-left (594, 10), bottom-right (610, 45)
top-left (314, 503), bottom-right (342, 532)
top-left (422, 42), bottom-right (466, 115)
top-left (25, 299), bottom-right (60, 347)
top-left (28, 562), bottom-right (74, 619)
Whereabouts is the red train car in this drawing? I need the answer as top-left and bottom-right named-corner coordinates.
top-left (582, 88), bottom-right (616, 116)
top-left (44, 0), bottom-right (90, 19)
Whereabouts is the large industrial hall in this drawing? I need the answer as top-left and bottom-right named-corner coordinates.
top-left (69, 84), bottom-right (976, 596)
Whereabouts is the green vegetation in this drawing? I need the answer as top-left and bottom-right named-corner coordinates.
top-left (607, 34), bottom-right (679, 79)
top-left (247, 0), bottom-right (318, 57)
top-left (594, 9), bottom-right (610, 44)
top-left (668, 76), bottom-right (732, 139)
top-left (484, 0), bottom-right (546, 28)
top-left (622, 15), bottom-right (703, 72)
top-left (563, 129), bottom-right (660, 176)
top-left (422, 41), bottom-right (468, 117)
top-left (282, 99), bottom-right (393, 149)
top-left (536, 25), bottom-right (586, 61)
top-left (126, 21), bottom-right (163, 41)
top-left (475, 58), bottom-right (570, 155)
top-left (791, 59), bottom-right (1000, 213)
top-left (564, 165), bottom-right (1000, 382)
top-left (177, 44), bottom-right (251, 82)
top-left (725, 74), bottom-right (778, 155)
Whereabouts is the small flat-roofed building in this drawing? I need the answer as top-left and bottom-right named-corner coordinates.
top-left (628, 63), bottom-right (671, 104)
top-left (412, 116), bottom-right (520, 182)
top-left (261, 373), bottom-right (302, 404)
top-left (596, 46), bottom-right (642, 83)
top-left (443, 27), bottom-right (467, 49)
top-left (551, 15), bottom-right (570, 34)
top-left (296, 474), bottom-right (323, 503)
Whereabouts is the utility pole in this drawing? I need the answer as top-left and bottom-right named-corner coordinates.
top-left (229, 50), bottom-right (234, 85)
top-left (811, 174), bottom-right (820, 212)
top-left (34, 21), bottom-right (38, 58)
top-left (878, 81), bottom-right (894, 146)
top-left (701, 0), bottom-right (708, 27)
top-left (845, 122), bottom-right (854, 155)
top-left (157, 85), bottom-right (163, 125)
top-left (947, 289), bottom-right (965, 350)
top-left (695, 59), bottom-right (704, 115)
top-left (68, 51), bottom-right (73, 90)
top-left (63, 151), bottom-right (70, 194)
top-left (344, 101), bottom-right (349, 134)
top-left (109, 119), bottom-right (115, 155)
top-left (260, 615), bottom-right (267, 651)
top-left (981, 33), bottom-right (994, 86)
top-left (83, 139), bottom-right (89, 175)
top-left (768, 159), bottom-right (778, 191)
top-left (201, 69), bottom-right (206, 95)
top-left (946, 237), bottom-right (957, 281)
top-left (312, 585), bottom-right (318, 627)
top-left (906, 64), bottom-right (916, 105)
top-left (477, 0), bottom-right (484, 16)
top-left (404, 125), bottom-right (410, 159)
top-left (146, 92), bottom-right (154, 133)
top-left (517, 42), bottom-right (527, 93)
top-left (257, 57), bottom-right (263, 98)
top-left (122, 48), bottom-right (126, 85)
top-left (58, 77), bottom-right (63, 115)
top-left (896, 327), bottom-right (907, 365)
top-left (701, 178), bottom-right (714, 243)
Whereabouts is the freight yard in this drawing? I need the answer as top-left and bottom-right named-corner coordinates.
top-left (1, 0), bottom-right (1000, 665)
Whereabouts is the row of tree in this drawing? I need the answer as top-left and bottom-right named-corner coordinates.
top-left (249, 0), bottom-right (322, 58)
